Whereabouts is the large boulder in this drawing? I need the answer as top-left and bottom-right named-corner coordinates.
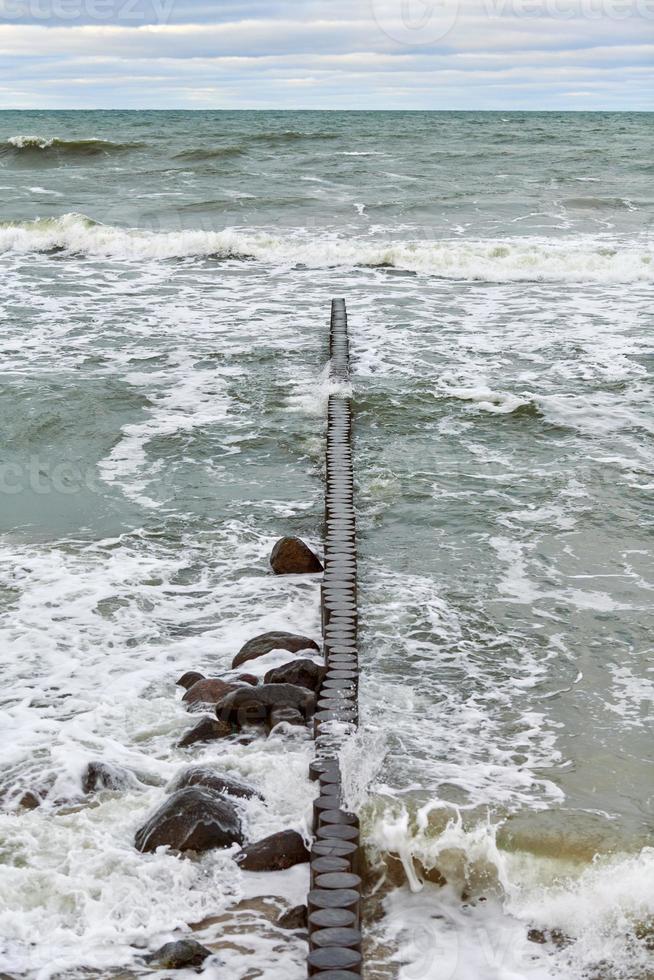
top-left (178, 716), bottom-right (233, 748)
top-left (170, 766), bottom-right (262, 801)
top-left (135, 787), bottom-right (243, 853)
top-left (235, 830), bottom-right (310, 871)
top-left (264, 658), bottom-right (326, 692)
top-left (232, 631), bottom-right (319, 670)
top-left (215, 684), bottom-right (315, 730)
top-left (182, 678), bottom-right (237, 710)
top-left (270, 536), bottom-right (323, 575)
top-left (146, 939), bottom-right (212, 969)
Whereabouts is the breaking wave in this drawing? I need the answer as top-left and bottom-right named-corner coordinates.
top-left (0, 136), bottom-right (144, 159)
top-left (0, 214), bottom-right (651, 283)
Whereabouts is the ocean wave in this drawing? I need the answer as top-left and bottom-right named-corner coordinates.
top-left (0, 214), bottom-right (651, 283)
top-left (173, 145), bottom-right (243, 162)
top-left (0, 136), bottom-right (144, 159)
top-left (243, 129), bottom-right (337, 146)
top-left (368, 808), bottom-right (654, 979)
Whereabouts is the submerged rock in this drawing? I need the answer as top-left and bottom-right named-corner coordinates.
top-left (270, 536), bottom-right (323, 575)
top-left (268, 706), bottom-right (305, 733)
top-left (178, 716), bottom-right (233, 748)
top-left (82, 762), bottom-right (137, 795)
top-left (215, 683), bottom-right (315, 729)
top-left (18, 789), bottom-right (45, 810)
top-left (182, 678), bottom-right (237, 710)
top-left (236, 673), bottom-right (259, 686)
top-left (176, 670), bottom-right (206, 690)
top-left (170, 766), bottom-right (262, 800)
top-left (232, 631), bottom-right (319, 669)
top-left (264, 658), bottom-right (326, 692)
top-left (235, 829), bottom-right (310, 871)
top-left (135, 787), bottom-right (243, 853)
top-left (146, 938), bottom-right (212, 969)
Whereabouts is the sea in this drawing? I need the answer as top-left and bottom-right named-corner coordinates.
top-left (0, 110), bottom-right (652, 980)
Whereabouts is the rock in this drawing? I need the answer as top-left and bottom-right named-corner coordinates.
top-left (270, 536), bottom-right (323, 575)
top-left (146, 938), bottom-right (212, 969)
top-left (236, 673), bottom-right (259, 686)
top-left (176, 670), bottom-right (205, 690)
top-left (277, 904), bottom-right (308, 930)
top-left (82, 762), bottom-right (137, 795)
top-left (264, 658), bottom-right (326, 692)
top-left (135, 787), bottom-right (243, 853)
top-left (215, 684), bottom-right (315, 730)
top-left (182, 678), bottom-right (237, 710)
top-left (178, 716), bottom-right (233, 748)
top-left (235, 829), bottom-right (310, 871)
top-left (18, 790), bottom-right (44, 810)
top-left (232, 631), bottom-right (320, 670)
top-left (268, 706), bottom-right (305, 732)
top-left (170, 766), bottom-right (262, 800)
top-left (527, 928), bottom-right (570, 948)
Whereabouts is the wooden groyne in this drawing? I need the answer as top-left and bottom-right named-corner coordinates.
top-left (307, 298), bottom-right (363, 976)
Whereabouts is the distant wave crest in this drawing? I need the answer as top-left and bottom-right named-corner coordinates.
top-left (174, 145), bottom-right (244, 162)
top-left (0, 136), bottom-right (144, 159)
top-left (0, 213), bottom-right (651, 283)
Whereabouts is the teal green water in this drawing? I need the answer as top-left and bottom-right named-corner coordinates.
top-left (0, 111), bottom-right (652, 979)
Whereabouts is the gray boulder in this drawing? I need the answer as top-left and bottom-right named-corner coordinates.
top-left (232, 631), bottom-right (319, 669)
top-left (146, 939), bottom-right (212, 969)
top-left (270, 536), bottom-right (323, 574)
top-left (264, 658), bottom-right (326, 692)
top-left (135, 787), bottom-right (243, 853)
top-left (170, 766), bottom-right (262, 800)
top-left (215, 684), bottom-right (315, 730)
top-left (235, 830), bottom-right (310, 871)
top-left (178, 716), bottom-right (233, 748)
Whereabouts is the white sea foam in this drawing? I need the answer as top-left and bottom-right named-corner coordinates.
top-left (0, 213), bottom-right (651, 282)
top-left (372, 813), bottom-right (654, 979)
top-left (0, 520), bottom-right (321, 978)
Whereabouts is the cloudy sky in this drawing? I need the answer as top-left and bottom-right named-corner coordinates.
top-left (0, 0), bottom-right (652, 109)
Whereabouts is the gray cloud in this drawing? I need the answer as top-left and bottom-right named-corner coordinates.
top-left (0, 0), bottom-right (651, 108)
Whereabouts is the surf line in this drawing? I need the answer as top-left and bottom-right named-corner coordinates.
top-left (307, 298), bottom-right (363, 976)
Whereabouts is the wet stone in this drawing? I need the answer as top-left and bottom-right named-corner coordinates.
top-left (146, 939), bottom-right (212, 970)
top-left (277, 904), bottom-right (308, 930)
top-left (270, 536), bottom-right (323, 575)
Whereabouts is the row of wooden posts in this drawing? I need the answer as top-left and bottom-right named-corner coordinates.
top-left (305, 299), bottom-right (363, 977)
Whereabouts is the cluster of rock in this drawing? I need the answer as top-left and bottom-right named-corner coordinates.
top-left (132, 535), bottom-right (325, 970)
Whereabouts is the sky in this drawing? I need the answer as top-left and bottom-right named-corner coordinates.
top-left (0, 0), bottom-right (652, 110)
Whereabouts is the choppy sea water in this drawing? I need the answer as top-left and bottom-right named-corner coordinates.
top-left (0, 110), bottom-right (652, 980)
